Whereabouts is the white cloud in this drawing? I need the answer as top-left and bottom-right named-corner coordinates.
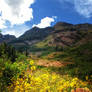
top-left (2, 25), bottom-right (30, 37)
top-left (74, 0), bottom-right (92, 18)
top-left (0, 0), bottom-right (35, 28)
top-left (0, 17), bottom-right (6, 29)
top-left (32, 16), bottom-right (57, 28)
top-left (3, 30), bottom-right (16, 36)
top-left (59, 0), bottom-right (92, 18)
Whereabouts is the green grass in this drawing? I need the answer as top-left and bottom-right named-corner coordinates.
top-left (35, 35), bottom-right (53, 48)
top-left (60, 42), bottom-right (92, 80)
top-left (0, 53), bottom-right (29, 91)
top-left (35, 42), bottom-right (92, 80)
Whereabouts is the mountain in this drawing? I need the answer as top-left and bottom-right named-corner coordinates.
top-left (9, 27), bottom-right (54, 50)
top-left (34, 22), bottom-right (92, 48)
top-left (54, 22), bottom-right (73, 31)
top-left (32, 22), bottom-right (92, 79)
top-left (0, 34), bottom-right (16, 44)
top-left (1, 22), bottom-right (92, 78)
top-left (19, 27), bottom-right (54, 42)
top-left (0, 22), bottom-right (92, 82)
top-left (4, 22), bottom-right (92, 51)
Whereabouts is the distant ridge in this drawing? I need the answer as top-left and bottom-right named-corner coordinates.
top-left (0, 33), bottom-right (16, 44)
top-left (0, 21), bottom-right (92, 51)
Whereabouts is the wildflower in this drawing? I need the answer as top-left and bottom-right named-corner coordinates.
top-left (31, 66), bottom-right (36, 71)
top-left (86, 76), bottom-right (88, 80)
top-left (30, 60), bottom-right (34, 65)
top-left (8, 70), bottom-right (90, 92)
top-left (41, 74), bottom-right (49, 80)
top-left (52, 74), bottom-right (57, 80)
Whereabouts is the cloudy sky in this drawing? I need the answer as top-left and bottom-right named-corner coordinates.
top-left (0, 0), bottom-right (92, 37)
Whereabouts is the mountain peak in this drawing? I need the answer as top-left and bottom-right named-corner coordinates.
top-left (32, 26), bottom-right (40, 30)
top-left (54, 22), bottom-right (73, 27)
top-left (54, 22), bottom-right (73, 31)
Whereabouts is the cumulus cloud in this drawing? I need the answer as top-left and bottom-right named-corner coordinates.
top-left (0, 0), bottom-right (35, 28)
top-left (32, 16), bottom-right (57, 28)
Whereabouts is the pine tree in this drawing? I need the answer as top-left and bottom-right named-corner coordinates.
top-left (25, 48), bottom-right (29, 56)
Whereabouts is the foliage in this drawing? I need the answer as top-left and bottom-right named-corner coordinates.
top-left (0, 43), bottom-right (17, 62)
top-left (50, 42), bottom-right (92, 80)
top-left (34, 42), bottom-right (92, 81)
top-left (0, 59), bottom-right (29, 91)
top-left (0, 39), bottom-right (92, 91)
top-left (0, 43), bottom-right (29, 91)
top-left (8, 61), bottom-right (91, 92)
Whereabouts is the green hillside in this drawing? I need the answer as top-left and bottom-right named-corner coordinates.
top-left (0, 22), bottom-right (92, 91)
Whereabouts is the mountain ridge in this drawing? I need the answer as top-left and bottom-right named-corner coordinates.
top-left (1, 22), bottom-right (92, 51)
top-left (0, 33), bottom-right (16, 44)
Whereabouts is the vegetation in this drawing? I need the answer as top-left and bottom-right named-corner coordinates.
top-left (0, 43), bottom-right (17, 62)
top-left (37, 42), bottom-right (92, 80)
top-left (0, 22), bottom-right (92, 91)
top-left (0, 42), bottom-right (92, 92)
top-left (0, 43), bottom-right (29, 91)
top-left (8, 60), bottom-right (92, 92)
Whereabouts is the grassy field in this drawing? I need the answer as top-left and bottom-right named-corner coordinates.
top-left (0, 42), bottom-right (92, 92)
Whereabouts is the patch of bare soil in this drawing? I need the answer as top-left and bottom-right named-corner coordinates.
top-left (71, 88), bottom-right (91, 92)
top-left (36, 59), bottom-right (73, 67)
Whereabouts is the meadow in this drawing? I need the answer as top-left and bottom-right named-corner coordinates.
top-left (0, 43), bottom-right (92, 92)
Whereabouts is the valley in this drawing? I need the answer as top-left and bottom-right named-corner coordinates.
top-left (0, 22), bottom-right (92, 92)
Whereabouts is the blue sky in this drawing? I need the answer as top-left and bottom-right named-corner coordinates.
top-left (0, 0), bottom-right (92, 37)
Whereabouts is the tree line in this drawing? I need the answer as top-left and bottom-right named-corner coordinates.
top-left (0, 43), bottom-right (17, 63)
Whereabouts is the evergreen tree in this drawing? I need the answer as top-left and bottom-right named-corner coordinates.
top-left (25, 48), bottom-right (29, 56)
top-left (0, 43), bottom-right (17, 62)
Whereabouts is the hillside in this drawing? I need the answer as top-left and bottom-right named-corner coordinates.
top-left (7, 22), bottom-right (92, 52)
top-left (9, 27), bottom-right (54, 51)
top-left (0, 22), bottom-right (92, 91)
top-left (0, 34), bottom-right (16, 44)
top-left (26, 22), bottom-right (92, 80)
top-left (1, 22), bottom-right (92, 77)
top-left (29, 22), bottom-right (92, 54)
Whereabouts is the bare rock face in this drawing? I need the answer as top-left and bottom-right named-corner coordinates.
top-left (49, 22), bottom-right (92, 47)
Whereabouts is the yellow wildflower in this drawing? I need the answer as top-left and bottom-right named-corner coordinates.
top-left (31, 66), bottom-right (36, 71)
top-left (86, 76), bottom-right (88, 80)
top-left (30, 60), bottom-right (34, 65)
